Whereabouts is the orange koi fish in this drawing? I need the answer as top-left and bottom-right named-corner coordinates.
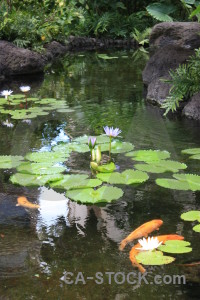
top-left (129, 234), bottom-right (184, 274)
top-left (119, 219), bottom-right (163, 251)
top-left (16, 196), bottom-right (40, 209)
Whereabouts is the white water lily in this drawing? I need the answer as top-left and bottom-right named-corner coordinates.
top-left (2, 119), bottom-right (14, 128)
top-left (136, 237), bottom-right (163, 251)
top-left (1, 90), bottom-right (13, 99)
top-left (20, 86), bottom-right (31, 92)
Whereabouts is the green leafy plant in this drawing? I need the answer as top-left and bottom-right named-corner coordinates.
top-left (161, 49), bottom-right (200, 115)
top-left (181, 210), bottom-right (200, 232)
top-left (156, 173), bottom-right (200, 191)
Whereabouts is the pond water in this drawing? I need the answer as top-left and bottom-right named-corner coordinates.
top-left (0, 50), bottom-right (200, 299)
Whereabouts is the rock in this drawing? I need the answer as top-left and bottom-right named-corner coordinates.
top-left (182, 92), bottom-right (200, 120)
top-left (143, 22), bottom-right (200, 108)
top-left (44, 41), bottom-right (68, 60)
top-left (0, 41), bottom-right (46, 76)
top-left (150, 22), bottom-right (200, 51)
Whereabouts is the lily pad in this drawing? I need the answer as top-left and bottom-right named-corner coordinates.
top-left (66, 186), bottom-right (123, 204)
top-left (90, 162), bottom-right (116, 173)
top-left (53, 143), bottom-right (89, 153)
top-left (158, 240), bottom-right (192, 254)
top-left (97, 170), bottom-right (149, 185)
top-left (135, 160), bottom-right (187, 173)
top-left (136, 250), bottom-right (175, 265)
top-left (182, 148), bottom-right (200, 155)
top-left (73, 134), bottom-right (110, 144)
top-left (51, 175), bottom-right (102, 190)
top-left (193, 224), bottom-right (200, 232)
top-left (97, 54), bottom-right (118, 60)
top-left (126, 150), bottom-right (170, 162)
top-left (156, 174), bottom-right (200, 191)
top-left (17, 162), bottom-right (66, 175)
top-left (100, 141), bottom-right (134, 153)
top-left (25, 151), bottom-right (69, 163)
top-left (0, 155), bottom-right (24, 169)
top-left (181, 211), bottom-right (200, 222)
top-left (10, 172), bottom-right (64, 187)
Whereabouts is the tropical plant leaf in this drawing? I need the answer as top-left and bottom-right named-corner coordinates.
top-left (126, 150), bottom-right (170, 162)
top-left (25, 151), bottom-right (69, 163)
top-left (146, 3), bottom-right (176, 22)
top-left (0, 155), bottom-right (24, 169)
top-left (158, 240), bottom-right (192, 254)
top-left (136, 250), bottom-right (175, 265)
top-left (66, 186), bottom-right (123, 204)
top-left (135, 160), bottom-right (187, 173)
top-left (17, 162), bottom-right (66, 175)
top-left (181, 210), bottom-right (200, 222)
top-left (90, 162), bottom-right (116, 173)
top-left (10, 173), bottom-right (64, 187)
top-left (96, 170), bottom-right (149, 184)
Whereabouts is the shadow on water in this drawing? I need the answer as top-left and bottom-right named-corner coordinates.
top-left (0, 50), bottom-right (200, 299)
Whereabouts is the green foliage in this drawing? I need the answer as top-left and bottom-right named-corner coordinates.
top-left (146, 2), bottom-right (177, 22)
top-left (181, 210), bottom-right (200, 233)
top-left (135, 160), bottom-right (187, 173)
top-left (162, 49), bottom-right (200, 115)
top-left (0, 155), bottom-right (24, 169)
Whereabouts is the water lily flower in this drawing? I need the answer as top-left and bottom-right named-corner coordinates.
top-left (136, 237), bottom-right (163, 251)
top-left (20, 86), bottom-right (31, 93)
top-left (2, 119), bottom-right (14, 128)
top-left (88, 136), bottom-right (96, 150)
top-left (103, 126), bottom-right (121, 138)
top-left (22, 119), bottom-right (32, 125)
top-left (1, 90), bottom-right (13, 99)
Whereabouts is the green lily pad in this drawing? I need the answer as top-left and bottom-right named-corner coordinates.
top-left (73, 134), bottom-right (110, 144)
top-left (17, 162), bottom-right (66, 175)
top-left (156, 174), bottom-right (200, 191)
top-left (182, 148), bottom-right (200, 155)
top-left (10, 172), bottom-right (64, 187)
top-left (136, 250), bottom-right (175, 265)
top-left (0, 155), bottom-right (24, 169)
top-left (66, 186), bottom-right (123, 204)
top-left (193, 224), bottom-right (200, 232)
top-left (126, 150), bottom-right (170, 162)
top-left (57, 108), bottom-right (75, 113)
top-left (90, 162), bottom-right (116, 173)
top-left (25, 151), bottom-right (69, 163)
top-left (100, 141), bottom-right (134, 153)
top-left (97, 170), bottom-right (149, 184)
top-left (135, 160), bottom-right (187, 173)
top-left (181, 211), bottom-right (200, 222)
top-left (10, 94), bottom-right (24, 99)
top-left (189, 154), bottom-right (200, 160)
top-left (53, 143), bottom-right (89, 153)
top-left (158, 240), bottom-right (192, 254)
top-left (51, 175), bottom-right (102, 190)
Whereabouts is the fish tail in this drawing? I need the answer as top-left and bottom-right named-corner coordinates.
top-left (119, 239), bottom-right (127, 251)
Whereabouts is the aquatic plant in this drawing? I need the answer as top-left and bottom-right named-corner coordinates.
top-left (0, 155), bottom-right (24, 169)
top-left (20, 86), bottom-right (31, 108)
top-left (1, 90), bottom-right (13, 105)
top-left (182, 148), bottom-right (200, 160)
top-left (97, 170), bottom-right (149, 185)
top-left (181, 211), bottom-right (200, 232)
top-left (135, 160), bottom-right (187, 173)
top-left (156, 173), bottom-right (200, 191)
top-left (103, 126), bottom-right (122, 159)
top-left (126, 149), bottom-right (170, 162)
top-left (136, 237), bottom-right (163, 251)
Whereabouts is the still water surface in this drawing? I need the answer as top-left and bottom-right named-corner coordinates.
top-left (0, 51), bottom-right (200, 299)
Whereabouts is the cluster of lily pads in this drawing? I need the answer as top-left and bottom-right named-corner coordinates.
top-left (181, 210), bottom-right (200, 233)
top-left (0, 88), bottom-right (74, 123)
top-left (1, 123), bottom-right (200, 203)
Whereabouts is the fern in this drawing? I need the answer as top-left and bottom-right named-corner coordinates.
top-left (146, 3), bottom-right (177, 22)
top-left (131, 27), bottom-right (151, 46)
top-left (161, 49), bottom-right (200, 115)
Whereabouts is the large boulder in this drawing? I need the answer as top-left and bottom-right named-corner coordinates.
top-left (0, 41), bottom-right (46, 76)
top-left (143, 22), bottom-right (200, 108)
top-left (182, 92), bottom-right (200, 120)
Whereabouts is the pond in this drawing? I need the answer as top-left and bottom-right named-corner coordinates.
top-left (0, 50), bottom-right (200, 299)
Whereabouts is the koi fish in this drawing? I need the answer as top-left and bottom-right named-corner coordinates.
top-left (119, 219), bottom-right (163, 251)
top-left (129, 234), bottom-right (184, 274)
top-left (16, 196), bottom-right (40, 209)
